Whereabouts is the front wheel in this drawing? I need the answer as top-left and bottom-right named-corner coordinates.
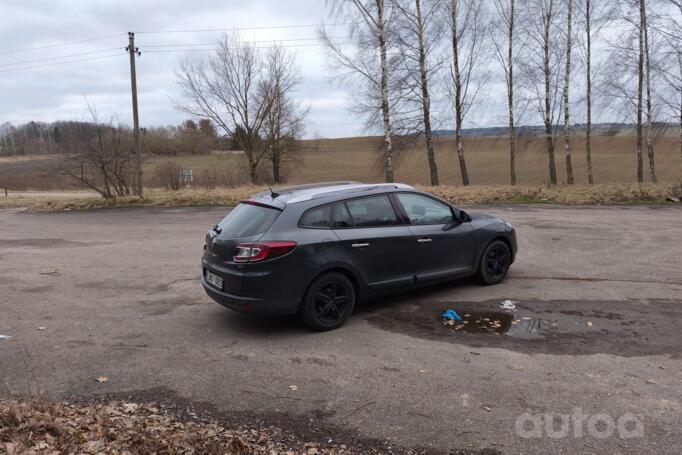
top-left (299, 273), bottom-right (355, 331)
top-left (477, 240), bottom-right (511, 285)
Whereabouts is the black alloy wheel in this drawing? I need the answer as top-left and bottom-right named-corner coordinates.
top-left (478, 240), bottom-right (511, 285)
top-left (300, 273), bottom-right (355, 331)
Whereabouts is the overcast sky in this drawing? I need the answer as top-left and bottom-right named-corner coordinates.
top-left (0, 0), bottom-right (381, 138)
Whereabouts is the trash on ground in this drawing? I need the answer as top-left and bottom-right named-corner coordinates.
top-left (666, 196), bottom-right (680, 203)
top-left (37, 327), bottom-right (46, 331)
top-left (586, 321), bottom-right (593, 327)
top-left (441, 309), bottom-right (462, 322)
top-left (95, 376), bottom-right (109, 383)
top-left (288, 385), bottom-right (298, 391)
top-left (0, 335), bottom-right (11, 341)
top-left (39, 269), bottom-right (60, 276)
top-left (444, 310), bottom-right (513, 334)
top-left (499, 300), bottom-right (517, 310)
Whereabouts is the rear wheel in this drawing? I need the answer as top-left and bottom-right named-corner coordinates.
top-left (477, 240), bottom-right (511, 285)
top-left (299, 273), bottom-right (355, 331)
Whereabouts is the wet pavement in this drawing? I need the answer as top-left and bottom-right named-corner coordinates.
top-left (1, 205), bottom-right (682, 454)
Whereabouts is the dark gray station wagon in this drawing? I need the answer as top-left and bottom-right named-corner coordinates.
top-left (202, 182), bottom-right (517, 330)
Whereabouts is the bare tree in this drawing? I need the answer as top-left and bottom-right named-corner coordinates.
top-left (492, 0), bottom-right (518, 185)
top-left (392, 0), bottom-right (443, 185)
top-left (58, 105), bottom-right (135, 199)
top-left (175, 34), bottom-right (279, 184)
top-left (563, 0), bottom-right (575, 184)
top-left (520, 0), bottom-right (565, 184)
top-left (320, 0), bottom-right (397, 182)
top-left (448, 0), bottom-right (489, 186)
top-left (658, 0), bottom-right (682, 158)
top-left (262, 45), bottom-right (308, 183)
top-left (577, 0), bottom-right (617, 184)
top-left (641, 0), bottom-right (657, 183)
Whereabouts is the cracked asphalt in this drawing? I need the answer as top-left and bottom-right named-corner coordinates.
top-left (1, 205), bottom-right (681, 454)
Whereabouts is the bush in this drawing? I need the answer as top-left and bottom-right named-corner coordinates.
top-left (154, 161), bottom-right (183, 191)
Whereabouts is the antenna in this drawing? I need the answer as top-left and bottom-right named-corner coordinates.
top-left (265, 184), bottom-right (280, 199)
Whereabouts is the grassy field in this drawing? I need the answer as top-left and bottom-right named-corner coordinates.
top-left (1, 134), bottom-right (680, 192)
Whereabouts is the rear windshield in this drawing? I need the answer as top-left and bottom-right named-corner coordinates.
top-left (217, 203), bottom-right (281, 238)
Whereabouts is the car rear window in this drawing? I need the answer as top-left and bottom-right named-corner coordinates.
top-left (217, 203), bottom-right (281, 238)
top-left (300, 205), bottom-right (332, 228)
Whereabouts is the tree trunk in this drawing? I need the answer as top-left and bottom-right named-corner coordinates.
top-left (543, 0), bottom-right (557, 185)
top-left (416, 0), bottom-right (439, 186)
top-left (563, 0), bottom-right (574, 185)
top-left (508, 0), bottom-right (517, 186)
top-left (272, 149), bottom-right (281, 184)
top-left (642, 0), bottom-right (656, 183)
top-left (585, 0), bottom-right (594, 184)
top-left (451, 0), bottom-right (470, 186)
top-left (377, 0), bottom-right (395, 183)
top-left (636, 0), bottom-right (645, 183)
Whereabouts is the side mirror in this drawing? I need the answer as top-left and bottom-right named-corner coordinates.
top-left (458, 210), bottom-right (471, 223)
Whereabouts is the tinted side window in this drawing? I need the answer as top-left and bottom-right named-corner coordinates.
top-left (396, 193), bottom-right (454, 225)
top-left (344, 195), bottom-right (400, 227)
top-left (300, 205), bottom-right (332, 228)
top-left (218, 203), bottom-right (281, 237)
top-left (332, 203), bottom-right (352, 228)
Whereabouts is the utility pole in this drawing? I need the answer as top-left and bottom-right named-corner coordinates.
top-left (126, 32), bottom-right (143, 196)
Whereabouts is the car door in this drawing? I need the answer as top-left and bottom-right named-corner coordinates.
top-left (393, 192), bottom-right (476, 283)
top-left (331, 194), bottom-right (415, 291)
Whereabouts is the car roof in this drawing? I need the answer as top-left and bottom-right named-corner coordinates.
top-left (248, 182), bottom-right (415, 208)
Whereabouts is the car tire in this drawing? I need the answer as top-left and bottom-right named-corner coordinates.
top-left (299, 273), bottom-right (355, 331)
top-left (477, 240), bottom-right (511, 285)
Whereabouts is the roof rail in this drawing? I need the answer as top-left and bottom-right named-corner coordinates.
top-left (252, 181), bottom-right (359, 199)
top-left (287, 183), bottom-right (414, 203)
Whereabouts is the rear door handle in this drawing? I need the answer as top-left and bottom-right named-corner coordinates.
top-left (352, 243), bottom-right (370, 248)
top-left (417, 238), bottom-right (432, 243)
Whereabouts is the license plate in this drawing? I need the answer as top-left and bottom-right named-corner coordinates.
top-left (205, 270), bottom-right (223, 290)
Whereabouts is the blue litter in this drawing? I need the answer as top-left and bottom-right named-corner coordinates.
top-left (442, 309), bottom-right (462, 322)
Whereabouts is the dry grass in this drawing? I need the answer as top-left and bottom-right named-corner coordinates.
top-left (1, 183), bottom-right (678, 212)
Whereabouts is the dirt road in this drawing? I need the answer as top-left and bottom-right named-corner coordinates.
top-left (1, 205), bottom-right (681, 454)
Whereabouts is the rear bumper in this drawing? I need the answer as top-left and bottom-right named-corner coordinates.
top-left (201, 274), bottom-right (300, 315)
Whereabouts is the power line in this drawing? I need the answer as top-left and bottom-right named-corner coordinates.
top-left (0, 53), bottom-right (123, 74)
top-left (0, 33), bottom-right (124, 56)
top-left (0, 47), bottom-right (123, 68)
top-left (140, 42), bottom-right (350, 54)
top-left (142, 36), bottom-right (343, 48)
top-left (135, 23), bottom-right (351, 34)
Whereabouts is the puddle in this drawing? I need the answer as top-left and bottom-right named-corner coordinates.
top-left (444, 310), bottom-right (555, 339)
top-left (445, 311), bottom-right (513, 334)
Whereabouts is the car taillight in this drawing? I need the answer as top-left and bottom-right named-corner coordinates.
top-left (233, 241), bottom-right (297, 263)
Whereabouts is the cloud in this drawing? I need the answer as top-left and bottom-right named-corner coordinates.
top-left (0, 0), bottom-right (363, 138)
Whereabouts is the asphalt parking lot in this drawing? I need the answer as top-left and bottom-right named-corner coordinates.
top-left (1, 205), bottom-right (681, 454)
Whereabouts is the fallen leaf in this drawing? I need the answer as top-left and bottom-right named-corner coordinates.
top-left (124, 403), bottom-right (139, 413)
top-left (95, 376), bottom-right (109, 383)
top-left (645, 379), bottom-right (656, 384)
top-left (482, 406), bottom-right (493, 412)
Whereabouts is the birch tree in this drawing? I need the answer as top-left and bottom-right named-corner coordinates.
top-left (392, 0), bottom-right (443, 185)
top-left (492, 0), bottom-right (519, 185)
top-left (562, 0), bottom-right (575, 184)
top-left (320, 0), bottom-right (398, 182)
top-left (447, 0), bottom-right (489, 186)
top-left (520, 0), bottom-right (565, 185)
